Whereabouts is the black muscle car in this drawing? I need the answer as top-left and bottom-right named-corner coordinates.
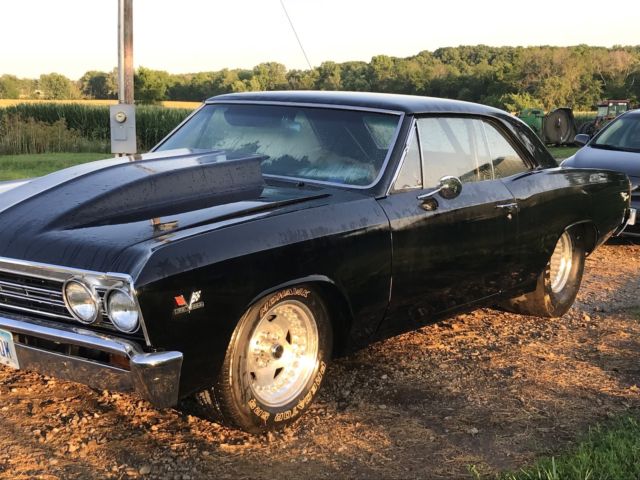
top-left (0, 92), bottom-right (631, 432)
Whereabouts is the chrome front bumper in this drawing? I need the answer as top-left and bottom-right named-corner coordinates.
top-left (0, 313), bottom-right (182, 408)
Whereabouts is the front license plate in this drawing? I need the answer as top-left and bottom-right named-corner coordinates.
top-left (628, 208), bottom-right (637, 226)
top-left (0, 329), bottom-right (19, 369)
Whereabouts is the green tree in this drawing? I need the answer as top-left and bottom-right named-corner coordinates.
top-left (286, 69), bottom-right (317, 90)
top-left (316, 62), bottom-right (342, 90)
top-left (251, 62), bottom-right (288, 90)
top-left (79, 70), bottom-right (116, 99)
top-left (38, 73), bottom-right (80, 99)
top-left (0, 75), bottom-right (21, 98)
top-left (134, 67), bottom-right (172, 104)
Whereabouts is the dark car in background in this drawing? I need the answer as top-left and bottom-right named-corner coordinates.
top-left (0, 92), bottom-right (631, 432)
top-left (564, 109), bottom-right (640, 235)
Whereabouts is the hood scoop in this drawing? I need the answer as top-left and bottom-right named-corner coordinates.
top-left (50, 154), bottom-right (265, 229)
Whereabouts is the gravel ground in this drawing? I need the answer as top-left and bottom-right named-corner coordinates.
top-left (1, 240), bottom-right (639, 479)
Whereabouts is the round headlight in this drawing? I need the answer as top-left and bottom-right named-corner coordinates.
top-left (63, 280), bottom-right (99, 324)
top-left (107, 289), bottom-right (139, 333)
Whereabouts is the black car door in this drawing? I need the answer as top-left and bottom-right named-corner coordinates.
top-left (378, 116), bottom-right (520, 332)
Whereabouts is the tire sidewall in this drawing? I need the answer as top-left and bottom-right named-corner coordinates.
top-left (226, 286), bottom-right (332, 431)
top-left (545, 231), bottom-right (585, 316)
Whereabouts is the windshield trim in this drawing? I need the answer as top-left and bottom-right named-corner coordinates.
top-left (204, 99), bottom-right (405, 117)
top-left (155, 101), bottom-right (406, 190)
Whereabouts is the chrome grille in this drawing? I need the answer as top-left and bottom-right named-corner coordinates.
top-left (0, 270), bottom-right (71, 320)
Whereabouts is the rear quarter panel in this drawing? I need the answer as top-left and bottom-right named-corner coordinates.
top-left (503, 167), bottom-right (629, 288)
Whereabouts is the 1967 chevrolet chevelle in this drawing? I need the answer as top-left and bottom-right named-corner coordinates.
top-left (0, 92), bottom-right (631, 432)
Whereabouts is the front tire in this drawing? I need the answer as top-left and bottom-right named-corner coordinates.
top-left (197, 286), bottom-right (332, 432)
top-left (501, 229), bottom-right (585, 318)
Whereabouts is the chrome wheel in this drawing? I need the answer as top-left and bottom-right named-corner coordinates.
top-left (246, 299), bottom-right (319, 408)
top-left (549, 231), bottom-right (573, 293)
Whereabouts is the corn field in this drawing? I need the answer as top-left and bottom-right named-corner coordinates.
top-left (0, 103), bottom-right (194, 154)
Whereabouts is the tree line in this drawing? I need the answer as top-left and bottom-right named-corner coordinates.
top-left (1, 45), bottom-right (639, 111)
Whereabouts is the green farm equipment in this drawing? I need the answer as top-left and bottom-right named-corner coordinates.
top-left (518, 107), bottom-right (577, 145)
top-left (578, 99), bottom-right (631, 136)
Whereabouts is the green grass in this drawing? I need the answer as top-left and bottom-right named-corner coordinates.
top-left (0, 152), bottom-right (108, 181)
top-left (489, 416), bottom-right (640, 480)
top-left (548, 146), bottom-right (579, 160)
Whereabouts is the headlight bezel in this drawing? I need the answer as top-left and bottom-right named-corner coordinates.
top-left (105, 287), bottom-right (140, 333)
top-left (62, 278), bottom-right (100, 325)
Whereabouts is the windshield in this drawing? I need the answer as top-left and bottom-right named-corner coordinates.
top-left (592, 114), bottom-right (640, 153)
top-left (156, 104), bottom-right (401, 187)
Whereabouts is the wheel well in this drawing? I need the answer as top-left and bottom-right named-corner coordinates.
top-left (566, 221), bottom-right (598, 254)
top-left (312, 282), bottom-right (354, 358)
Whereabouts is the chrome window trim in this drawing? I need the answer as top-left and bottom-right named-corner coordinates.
top-left (203, 99), bottom-right (405, 116)
top-left (0, 256), bottom-right (151, 347)
top-left (154, 100), bottom-right (406, 190)
top-left (386, 118), bottom-right (423, 195)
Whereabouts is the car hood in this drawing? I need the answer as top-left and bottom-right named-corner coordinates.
top-left (566, 145), bottom-right (640, 178)
top-left (0, 150), bottom-right (334, 273)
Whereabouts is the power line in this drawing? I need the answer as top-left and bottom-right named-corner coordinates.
top-left (279, 0), bottom-right (313, 70)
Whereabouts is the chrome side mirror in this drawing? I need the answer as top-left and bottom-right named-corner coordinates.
top-left (417, 176), bottom-right (463, 201)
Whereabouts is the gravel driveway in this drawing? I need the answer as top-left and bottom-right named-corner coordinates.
top-left (1, 240), bottom-right (639, 479)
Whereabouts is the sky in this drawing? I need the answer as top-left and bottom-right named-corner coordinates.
top-left (1, 0), bottom-right (639, 80)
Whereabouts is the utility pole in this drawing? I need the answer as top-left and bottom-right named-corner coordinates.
top-left (111, 0), bottom-right (136, 155)
top-left (118, 0), bottom-right (134, 104)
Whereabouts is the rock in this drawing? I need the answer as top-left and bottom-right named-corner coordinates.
top-left (468, 427), bottom-right (479, 435)
top-left (139, 465), bottom-right (152, 475)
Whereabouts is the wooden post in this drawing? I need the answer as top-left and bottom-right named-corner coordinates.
top-left (118, 0), bottom-right (134, 105)
top-left (113, 0), bottom-right (136, 156)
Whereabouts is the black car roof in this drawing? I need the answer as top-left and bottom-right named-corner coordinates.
top-left (206, 90), bottom-right (505, 116)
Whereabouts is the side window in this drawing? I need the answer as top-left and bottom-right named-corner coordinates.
top-left (481, 122), bottom-right (529, 178)
top-left (392, 126), bottom-right (422, 191)
top-left (417, 117), bottom-right (486, 187)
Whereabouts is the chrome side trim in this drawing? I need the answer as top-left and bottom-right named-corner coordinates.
top-left (0, 256), bottom-right (151, 347)
top-left (0, 313), bottom-right (182, 408)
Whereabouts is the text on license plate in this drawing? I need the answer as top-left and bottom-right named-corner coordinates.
top-left (0, 328), bottom-right (19, 369)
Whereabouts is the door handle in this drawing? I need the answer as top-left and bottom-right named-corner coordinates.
top-left (496, 202), bottom-right (519, 211)
top-left (496, 202), bottom-right (518, 220)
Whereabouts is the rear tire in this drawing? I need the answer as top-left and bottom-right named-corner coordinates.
top-left (196, 286), bottom-right (332, 432)
top-left (501, 229), bottom-right (585, 318)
